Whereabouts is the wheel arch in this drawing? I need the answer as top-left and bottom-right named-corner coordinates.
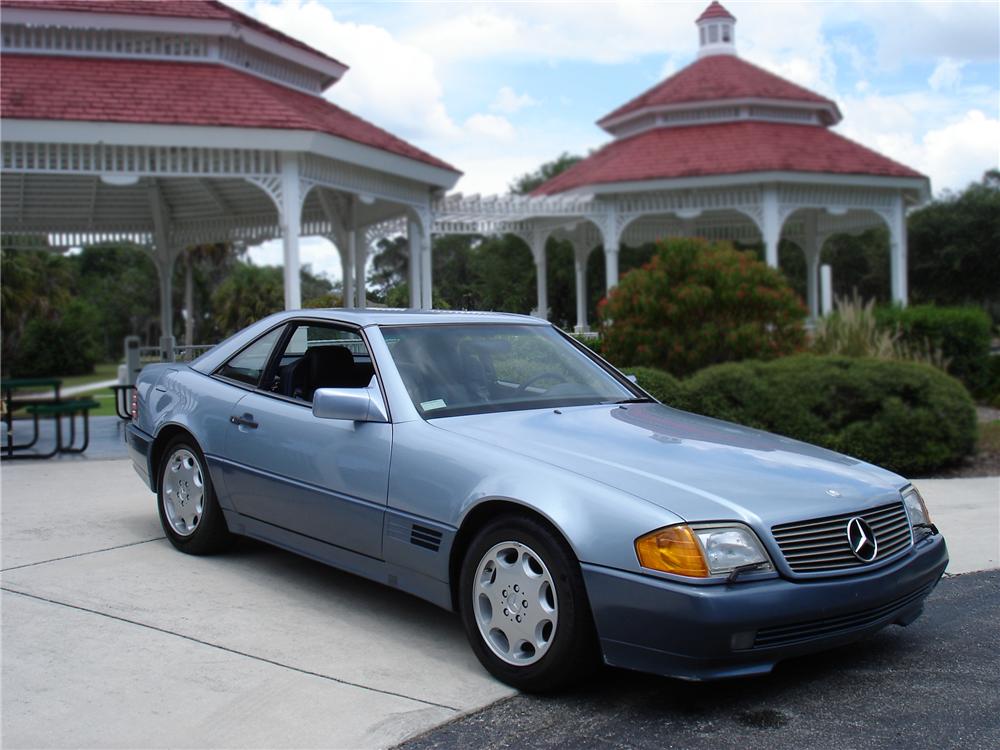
top-left (448, 498), bottom-right (579, 612)
top-left (149, 423), bottom-right (200, 491)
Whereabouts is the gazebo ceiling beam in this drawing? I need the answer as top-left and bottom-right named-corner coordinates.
top-left (198, 178), bottom-right (236, 216)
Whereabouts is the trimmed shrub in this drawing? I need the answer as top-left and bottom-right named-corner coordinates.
top-left (875, 305), bottom-right (993, 397)
top-left (682, 355), bottom-right (977, 476)
top-left (599, 237), bottom-right (806, 376)
top-left (622, 366), bottom-right (683, 405)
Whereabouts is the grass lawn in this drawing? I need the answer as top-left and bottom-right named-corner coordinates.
top-left (12, 362), bottom-right (120, 393)
top-left (70, 385), bottom-right (123, 417)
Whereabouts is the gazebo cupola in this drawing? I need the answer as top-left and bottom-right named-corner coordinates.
top-left (696, 1), bottom-right (737, 58)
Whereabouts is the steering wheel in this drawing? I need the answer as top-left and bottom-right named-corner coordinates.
top-left (517, 371), bottom-right (569, 393)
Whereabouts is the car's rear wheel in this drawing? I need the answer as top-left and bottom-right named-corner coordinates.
top-left (459, 514), bottom-right (597, 692)
top-left (157, 436), bottom-right (231, 555)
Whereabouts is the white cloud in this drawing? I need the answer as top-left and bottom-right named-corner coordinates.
top-left (247, 0), bottom-right (458, 140)
top-left (463, 113), bottom-right (516, 141)
top-left (928, 58), bottom-right (967, 91)
top-left (490, 86), bottom-right (538, 114)
top-left (920, 110), bottom-right (1000, 191)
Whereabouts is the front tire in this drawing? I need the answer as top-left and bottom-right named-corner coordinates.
top-left (157, 436), bottom-right (231, 555)
top-left (459, 514), bottom-right (597, 692)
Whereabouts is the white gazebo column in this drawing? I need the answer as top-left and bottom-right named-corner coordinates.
top-left (153, 253), bottom-right (176, 359)
top-left (761, 185), bottom-right (780, 268)
top-left (353, 229), bottom-right (367, 308)
top-left (573, 243), bottom-right (591, 332)
top-left (407, 217), bottom-right (422, 309)
top-left (147, 179), bottom-right (176, 359)
top-left (279, 153), bottom-right (303, 310)
top-left (420, 224), bottom-right (433, 310)
top-left (335, 241), bottom-right (354, 308)
top-left (183, 250), bottom-right (195, 347)
top-left (603, 240), bottom-right (620, 292)
top-left (803, 211), bottom-right (821, 318)
top-left (530, 230), bottom-right (549, 320)
top-left (887, 192), bottom-right (908, 306)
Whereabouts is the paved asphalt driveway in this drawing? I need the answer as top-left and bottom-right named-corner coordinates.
top-left (401, 570), bottom-right (1000, 750)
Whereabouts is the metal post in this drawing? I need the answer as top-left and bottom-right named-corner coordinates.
top-left (124, 336), bottom-right (142, 385)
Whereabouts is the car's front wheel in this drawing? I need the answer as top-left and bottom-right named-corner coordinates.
top-left (459, 515), bottom-right (597, 692)
top-left (157, 436), bottom-right (232, 555)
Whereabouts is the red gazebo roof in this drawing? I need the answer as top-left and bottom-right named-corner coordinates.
top-left (697, 1), bottom-right (735, 22)
top-left (532, 121), bottom-right (925, 195)
top-left (599, 55), bottom-right (838, 128)
top-left (0, 54), bottom-right (458, 172)
top-left (0, 0), bottom-right (345, 69)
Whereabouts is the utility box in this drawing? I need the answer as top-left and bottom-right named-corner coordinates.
top-left (123, 335), bottom-right (142, 386)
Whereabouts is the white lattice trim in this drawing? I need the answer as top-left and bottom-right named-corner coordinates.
top-left (2, 141), bottom-right (281, 178)
top-left (301, 154), bottom-right (429, 208)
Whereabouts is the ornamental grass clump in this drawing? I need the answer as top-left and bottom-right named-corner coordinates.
top-left (599, 238), bottom-right (807, 376)
top-left (811, 292), bottom-right (949, 370)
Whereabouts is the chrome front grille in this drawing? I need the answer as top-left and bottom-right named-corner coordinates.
top-left (772, 501), bottom-right (913, 574)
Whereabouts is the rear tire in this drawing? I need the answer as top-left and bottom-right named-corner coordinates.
top-left (459, 514), bottom-right (598, 692)
top-left (157, 436), bottom-right (232, 555)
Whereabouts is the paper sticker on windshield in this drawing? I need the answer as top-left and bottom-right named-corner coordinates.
top-left (421, 399), bottom-right (447, 411)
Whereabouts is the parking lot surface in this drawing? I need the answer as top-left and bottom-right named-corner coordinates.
top-left (401, 570), bottom-right (1000, 750)
top-left (2, 457), bottom-right (997, 748)
top-left (1, 458), bottom-right (513, 749)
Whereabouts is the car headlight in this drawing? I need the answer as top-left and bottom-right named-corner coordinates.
top-left (635, 523), bottom-right (772, 578)
top-left (902, 486), bottom-right (932, 527)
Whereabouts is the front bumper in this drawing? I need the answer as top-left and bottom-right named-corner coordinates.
top-left (125, 423), bottom-right (154, 491)
top-left (583, 533), bottom-right (948, 681)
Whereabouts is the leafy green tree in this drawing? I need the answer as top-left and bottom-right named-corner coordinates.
top-left (909, 170), bottom-right (1000, 317)
top-left (368, 235), bottom-right (409, 300)
top-left (509, 152), bottom-right (583, 194)
top-left (14, 298), bottom-right (103, 377)
top-left (1, 248), bottom-right (77, 374)
top-left (211, 262), bottom-right (335, 336)
top-left (75, 244), bottom-right (159, 360)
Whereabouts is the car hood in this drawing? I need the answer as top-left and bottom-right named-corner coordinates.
top-left (432, 403), bottom-right (906, 526)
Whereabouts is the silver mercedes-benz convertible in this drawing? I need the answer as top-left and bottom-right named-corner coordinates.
top-left (126, 309), bottom-right (947, 691)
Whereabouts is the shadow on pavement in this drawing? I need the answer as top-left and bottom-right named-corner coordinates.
top-left (399, 570), bottom-right (1000, 750)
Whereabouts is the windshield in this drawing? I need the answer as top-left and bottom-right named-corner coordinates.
top-left (380, 323), bottom-right (640, 418)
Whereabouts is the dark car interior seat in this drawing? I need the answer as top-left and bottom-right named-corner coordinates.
top-left (289, 345), bottom-right (371, 402)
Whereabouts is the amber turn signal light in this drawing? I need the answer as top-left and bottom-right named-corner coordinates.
top-left (635, 525), bottom-right (710, 577)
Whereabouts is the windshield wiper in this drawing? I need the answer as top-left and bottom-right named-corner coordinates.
top-left (609, 397), bottom-right (655, 404)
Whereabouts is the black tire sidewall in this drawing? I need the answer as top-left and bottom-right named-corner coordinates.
top-left (157, 437), bottom-right (230, 555)
top-left (459, 514), bottom-right (596, 692)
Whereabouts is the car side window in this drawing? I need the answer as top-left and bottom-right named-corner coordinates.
top-left (216, 326), bottom-right (285, 387)
top-left (269, 324), bottom-right (373, 403)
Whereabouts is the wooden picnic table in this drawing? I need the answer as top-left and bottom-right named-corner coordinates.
top-left (2, 377), bottom-right (62, 458)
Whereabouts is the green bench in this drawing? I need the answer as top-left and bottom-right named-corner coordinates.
top-left (20, 398), bottom-right (101, 458)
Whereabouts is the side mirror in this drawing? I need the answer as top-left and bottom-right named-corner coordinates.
top-left (312, 387), bottom-right (388, 422)
top-left (626, 374), bottom-right (638, 384)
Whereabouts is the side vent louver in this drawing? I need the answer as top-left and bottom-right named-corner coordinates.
top-left (410, 523), bottom-right (443, 552)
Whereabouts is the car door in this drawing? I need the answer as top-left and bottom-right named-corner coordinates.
top-left (218, 320), bottom-right (390, 559)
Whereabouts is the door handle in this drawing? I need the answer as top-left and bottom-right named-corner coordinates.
top-left (230, 413), bottom-right (259, 429)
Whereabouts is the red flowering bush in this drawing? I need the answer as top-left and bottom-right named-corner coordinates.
top-left (599, 238), bottom-right (806, 376)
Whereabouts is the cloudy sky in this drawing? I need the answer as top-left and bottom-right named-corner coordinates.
top-left (234, 0), bottom-right (1000, 280)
